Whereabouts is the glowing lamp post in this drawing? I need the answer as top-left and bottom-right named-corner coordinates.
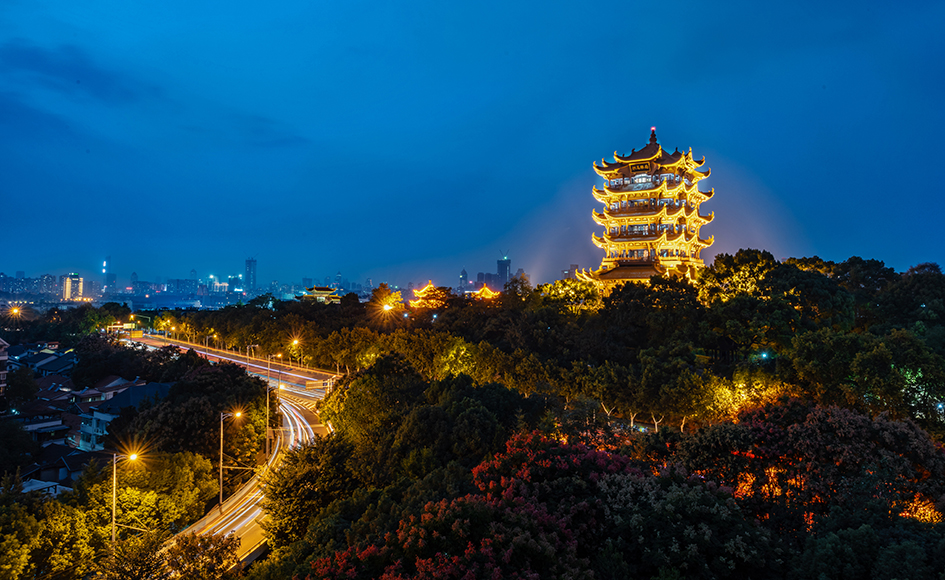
top-left (266, 354), bottom-right (282, 456)
top-left (130, 314), bottom-right (151, 333)
top-left (9, 307), bottom-right (21, 334)
top-left (219, 411), bottom-right (242, 508)
top-left (112, 452), bottom-right (138, 552)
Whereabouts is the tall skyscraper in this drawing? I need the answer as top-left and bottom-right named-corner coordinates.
top-left (63, 273), bottom-right (83, 300)
top-left (245, 258), bottom-right (257, 291)
top-left (103, 256), bottom-right (117, 293)
top-left (497, 256), bottom-right (511, 288)
top-left (459, 268), bottom-right (468, 289)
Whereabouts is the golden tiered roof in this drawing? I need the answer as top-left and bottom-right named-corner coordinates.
top-left (409, 280), bottom-right (447, 309)
top-left (470, 285), bottom-right (500, 300)
top-left (579, 128), bottom-right (715, 290)
top-left (301, 286), bottom-right (341, 304)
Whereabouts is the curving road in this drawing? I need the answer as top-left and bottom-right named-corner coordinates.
top-left (130, 336), bottom-right (336, 565)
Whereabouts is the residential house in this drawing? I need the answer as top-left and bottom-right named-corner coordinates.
top-left (77, 382), bottom-right (172, 451)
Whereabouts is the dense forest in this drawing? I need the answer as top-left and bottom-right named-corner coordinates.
top-left (2, 249), bottom-right (945, 578)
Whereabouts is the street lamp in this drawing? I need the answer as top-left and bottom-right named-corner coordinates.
top-left (266, 354), bottom-right (282, 456)
top-left (130, 314), bottom-right (151, 333)
top-left (112, 452), bottom-right (138, 553)
top-left (292, 339), bottom-right (301, 368)
top-left (204, 331), bottom-right (216, 354)
top-left (219, 411), bottom-right (242, 508)
top-left (9, 306), bottom-right (22, 334)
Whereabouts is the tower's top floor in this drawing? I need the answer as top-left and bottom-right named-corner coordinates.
top-left (593, 128), bottom-right (709, 184)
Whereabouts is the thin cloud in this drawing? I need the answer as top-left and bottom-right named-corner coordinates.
top-left (0, 39), bottom-right (163, 104)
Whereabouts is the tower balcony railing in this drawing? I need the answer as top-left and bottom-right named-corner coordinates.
top-left (608, 227), bottom-right (682, 239)
top-left (607, 176), bottom-right (686, 191)
top-left (608, 200), bottom-right (693, 213)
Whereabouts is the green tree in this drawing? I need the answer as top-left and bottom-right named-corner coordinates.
top-left (697, 248), bottom-right (780, 304)
top-left (262, 434), bottom-right (359, 547)
top-left (0, 476), bottom-right (39, 580)
top-left (596, 467), bottom-right (781, 580)
top-left (833, 256), bottom-right (900, 330)
top-left (164, 532), bottom-right (241, 580)
top-left (30, 500), bottom-right (95, 579)
top-left (538, 278), bottom-right (601, 314)
top-left (93, 530), bottom-right (171, 580)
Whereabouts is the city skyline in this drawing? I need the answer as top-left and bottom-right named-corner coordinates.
top-left (0, 253), bottom-right (524, 293)
top-left (2, 1), bottom-right (943, 285)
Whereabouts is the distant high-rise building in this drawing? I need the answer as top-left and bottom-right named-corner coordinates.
top-left (130, 272), bottom-right (139, 284)
top-left (302, 277), bottom-right (313, 289)
top-left (190, 269), bottom-right (197, 280)
top-left (245, 258), bottom-right (257, 291)
top-left (166, 279), bottom-right (198, 294)
top-left (497, 256), bottom-right (511, 288)
top-left (459, 269), bottom-right (468, 289)
top-left (562, 264), bottom-right (580, 280)
top-left (40, 274), bottom-right (57, 296)
top-left (102, 256), bottom-right (111, 291)
top-left (63, 273), bottom-right (83, 300)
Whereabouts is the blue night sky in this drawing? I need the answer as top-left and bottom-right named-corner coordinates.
top-left (2, 1), bottom-right (943, 288)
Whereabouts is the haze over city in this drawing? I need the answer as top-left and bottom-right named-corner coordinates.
top-left (2, 0), bottom-right (943, 285)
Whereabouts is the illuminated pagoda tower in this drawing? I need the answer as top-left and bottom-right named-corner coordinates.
top-left (578, 128), bottom-right (714, 290)
top-left (409, 281), bottom-right (448, 309)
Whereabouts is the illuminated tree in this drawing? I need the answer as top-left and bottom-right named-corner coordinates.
top-left (539, 279), bottom-right (602, 314)
top-left (0, 476), bottom-right (39, 580)
top-left (92, 530), bottom-right (170, 580)
top-left (164, 532), bottom-right (241, 580)
top-left (673, 400), bottom-right (945, 542)
top-left (29, 500), bottom-right (95, 579)
top-left (697, 248), bottom-right (779, 304)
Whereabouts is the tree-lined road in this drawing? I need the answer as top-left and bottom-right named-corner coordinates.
top-left (130, 335), bottom-right (336, 565)
top-left (184, 394), bottom-right (326, 564)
